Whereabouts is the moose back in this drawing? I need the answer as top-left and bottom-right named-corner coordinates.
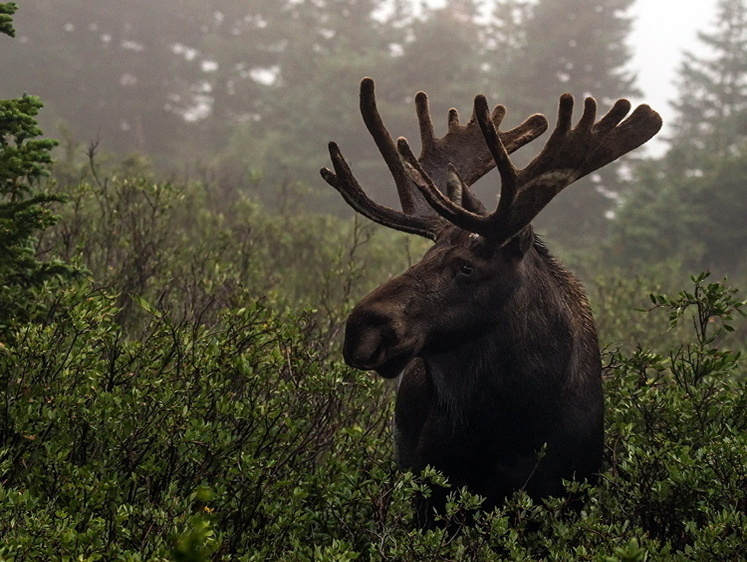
top-left (321, 78), bottom-right (662, 525)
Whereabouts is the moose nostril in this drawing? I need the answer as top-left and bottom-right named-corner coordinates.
top-left (344, 328), bottom-right (383, 368)
top-left (343, 309), bottom-right (397, 369)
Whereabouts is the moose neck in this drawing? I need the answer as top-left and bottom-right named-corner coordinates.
top-left (421, 333), bottom-right (501, 430)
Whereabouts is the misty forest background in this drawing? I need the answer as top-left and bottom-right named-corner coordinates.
top-left (0, 0), bottom-right (745, 560)
top-left (2, 0), bottom-right (746, 274)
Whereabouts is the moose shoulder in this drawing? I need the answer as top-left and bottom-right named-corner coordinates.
top-left (321, 78), bottom-right (662, 525)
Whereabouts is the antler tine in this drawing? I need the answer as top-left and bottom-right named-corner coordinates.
top-left (322, 77), bottom-right (548, 242)
top-left (491, 94), bottom-right (663, 243)
top-left (359, 77), bottom-right (432, 216)
top-left (415, 91), bottom-right (436, 153)
top-left (588, 102), bottom-right (663, 171)
top-left (397, 137), bottom-right (490, 234)
top-left (473, 95), bottom-right (518, 219)
top-left (320, 142), bottom-right (442, 240)
top-left (415, 90), bottom-right (488, 207)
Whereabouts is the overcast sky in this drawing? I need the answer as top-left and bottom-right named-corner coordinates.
top-left (630, 0), bottom-right (719, 151)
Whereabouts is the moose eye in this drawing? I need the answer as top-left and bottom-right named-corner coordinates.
top-left (457, 263), bottom-right (475, 278)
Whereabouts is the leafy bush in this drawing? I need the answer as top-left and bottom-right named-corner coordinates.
top-left (44, 155), bottom-right (423, 337)
top-left (1, 151), bottom-right (745, 559)
top-left (1, 245), bottom-right (744, 560)
top-left (0, 281), bottom-right (395, 559)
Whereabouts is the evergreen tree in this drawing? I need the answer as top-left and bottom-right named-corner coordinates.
top-left (213, 0), bottom-right (415, 208)
top-left (609, 0), bottom-right (747, 276)
top-left (0, 0), bottom-right (214, 161)
top-left (0, 1), bottom-right (14, 36)
top-left (0, 2), bottom-right (72, 339)
top-left (489, 0), bottom-right (640, 249)
top-left (668, 0), bottom-right (747, 170)
top-left (495, 0), bottom-right (638, 117)
top-left (393, 0), bottom-right (487, 104)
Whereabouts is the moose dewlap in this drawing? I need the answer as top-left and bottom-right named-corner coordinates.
top-left (321, 78), bottom-right (662, 527)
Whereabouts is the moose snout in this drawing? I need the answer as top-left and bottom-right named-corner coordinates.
top-left (342, 308), bottom-right (395, 370)
top-left (342, 275), bottom-right (424, 378)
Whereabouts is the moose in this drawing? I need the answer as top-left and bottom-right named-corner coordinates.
top-left (321, 78), bottom-right (662, 525)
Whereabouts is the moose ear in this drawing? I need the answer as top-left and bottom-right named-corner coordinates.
top-left (503, 226), bottom-right (534, 258)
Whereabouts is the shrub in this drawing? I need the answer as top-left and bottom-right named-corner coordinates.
top-left (0, 281), bottom-right (396, 559)
top-left (0, 266), bottom-right (744, 559)
top-left (44, 154), bottom-right (424, 336)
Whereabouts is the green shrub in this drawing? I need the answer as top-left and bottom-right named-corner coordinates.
top-left (0, 144), bottom-right (743, 559)
top-left (45, 158), bottom-right (424, 336)
top-left (0, 281), bottom-right (396, 559)
top-left (1, 264), bottom-right (744, 559)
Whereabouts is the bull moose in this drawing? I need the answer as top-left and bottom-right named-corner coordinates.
top-left (321, 78), bottom-right (662, 526)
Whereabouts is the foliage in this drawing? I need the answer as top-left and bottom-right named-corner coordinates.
top-left (490, 0), bottom-right (640, 249)
top-left (609, 137), bottom-right (747, 279)
top-left (0, 0), bottom-right (644, 220)
top-left (669, 0), bottom-right (747, 166)
top-left (609, 0), bottom-right (747, 277)
top-left (0, 271), bottom-right (743, 559)
top-left (1, 149), bottom-right (745, 557)
top-left (0, 2), bottom-right (745, 557)
top-left (0, 2), bottom-right (16, 37)
top-left (0, 283), bottom-right (395, 559)
top-left (599, 273), bottom-right (746, 558)
top-left (43, 153), bottom-right (423, 337)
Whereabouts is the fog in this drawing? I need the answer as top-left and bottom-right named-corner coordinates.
top-left (0, 0), bottom-right (723, 163)
top-left (416, 0), bottom-right (722, 155)
top-left (1, 0), bottom-right (743, 275)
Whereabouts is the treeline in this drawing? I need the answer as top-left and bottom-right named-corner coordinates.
top-left (1, 0), bottom-right (638, 247)
top-left (2, 0), bottom-right (746, 276)
top-left (0, 0), bottom-right (638, 169)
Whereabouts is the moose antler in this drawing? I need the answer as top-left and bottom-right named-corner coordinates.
top-left (322, 78), bottom-right (662, 244)
top-left (398, 93), bottom-right (663, 243)
top-left (321, 78), bottom-right (548, 240)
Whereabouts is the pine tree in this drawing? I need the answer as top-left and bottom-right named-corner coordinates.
top-left (609, 0), bottom-right (747, 275)
top-left (0, 1), bottom-right (15, 36)
top-left (668, 0), bottom-right (747, 170)
top-left (494, 0), bottom-right (638, 118)
top-left (0, 2), bottom-right (72, 339)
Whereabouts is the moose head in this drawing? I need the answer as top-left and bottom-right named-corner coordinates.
top-left (321, 78), bottom-right (661, 525)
